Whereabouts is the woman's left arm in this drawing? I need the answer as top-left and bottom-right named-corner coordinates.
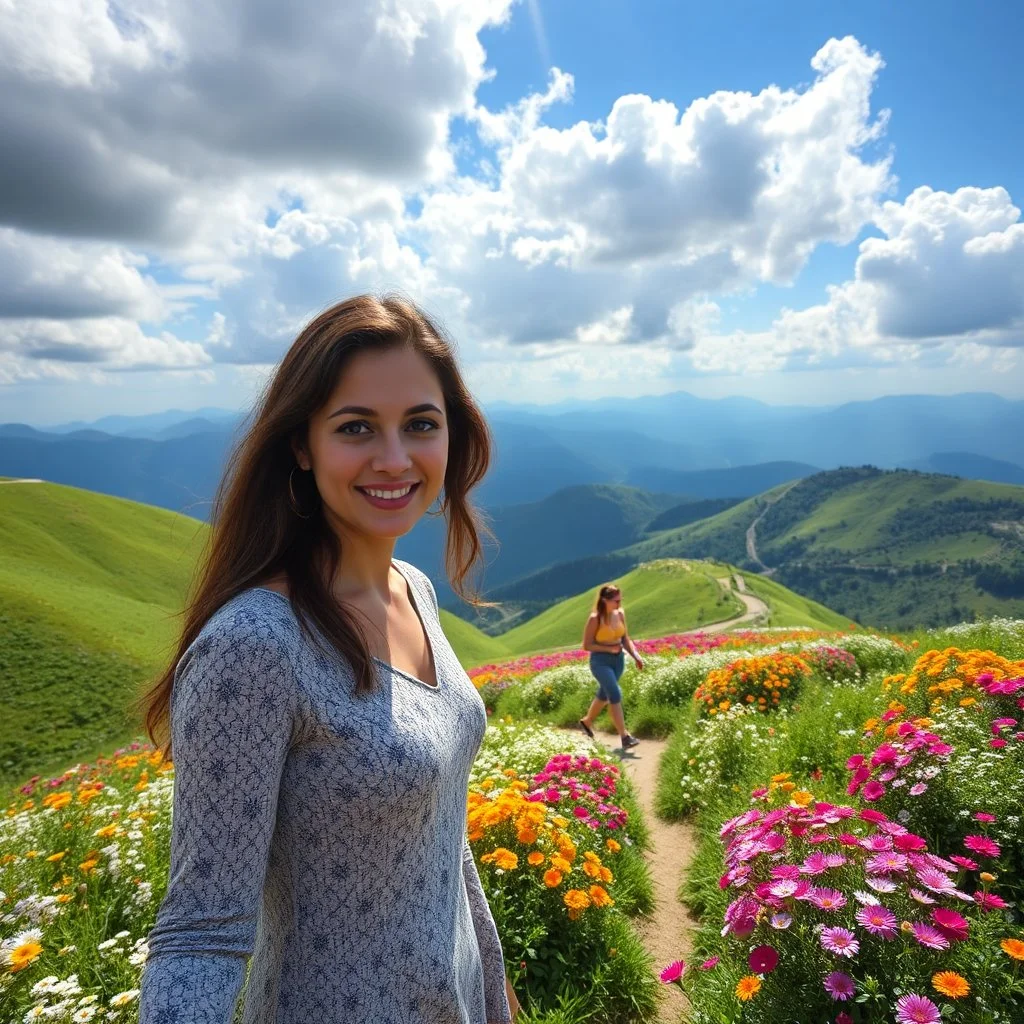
top-left (621, 612), bottom-right (644, 670)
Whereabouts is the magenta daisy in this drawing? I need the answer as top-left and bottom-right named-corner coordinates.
top-left (659, 960), bottom-right (685, 984)
top-left (809, 888), bottom-right (848, 911)
top-left (748, 945), bottom-right (778, 974)
top-left (823, 971), bottom-right (856, 1001)
top-left (699, 957), bottom-right (719, 970)
top-left (862, 780), bottom-right (886, 801)
top-left (931, 908), bottom-right (969, 942)
top-left (855, 903), bottom-right (897, 938)
top-left (974, 891), bottom-right (1008, 912)
top-left (866, 851), bottom-right (908, 874)
top-left (949, 855), bottom-right (979, 871)
top-left (820, 927), bottom-right (859, 957)
top-left (916, 867), bottom-right (956, 894)
top-left (909, 888), bottom-right (936, 905)
top-left (973, 811), bottom-right (997, 823)
top-left (895, 993), bottom-right (941, 1024)
top-left (963, 835), bottom-right (1001, 858)
top-left (911, 923), bottom-right (950, 950)
top-left (768, 878), bottom-right (804, 898)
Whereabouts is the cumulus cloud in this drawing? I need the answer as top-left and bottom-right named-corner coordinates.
top-left (0, 0), bottom-right (515, 244)
top-left (416, 36), bottom-right (894, 350)
top-left (689, 184), bottom-right (1024, 375)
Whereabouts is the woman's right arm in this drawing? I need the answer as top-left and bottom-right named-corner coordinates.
top-left (139, 618), bottom-right (297, 1024)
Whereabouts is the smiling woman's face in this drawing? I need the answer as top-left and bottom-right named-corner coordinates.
top-left (295, 345), bottom-right (449, 541)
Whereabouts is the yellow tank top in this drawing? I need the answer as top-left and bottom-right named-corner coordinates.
top-left (594, 615), bottom-right (625, 644)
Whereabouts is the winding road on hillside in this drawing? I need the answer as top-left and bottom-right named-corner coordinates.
top-left (745, 481), bottom-right (800, 575)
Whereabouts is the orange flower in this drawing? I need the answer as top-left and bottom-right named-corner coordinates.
top-left (527, 852), bottom-right (545, 867)
top-left (543, 869), bottom-right (562, 888)
top-left (932, 972), bottom-right (970, 998)
top-left (588, 885), bottom-right (614, 908)
top-left (7, 940), bottom-right (43, 972)
top-left (563, 889), bottom-right (591, 920)
top-left (735, 975), bottom-right (761, 1001)
top-left (605, 839), bottom-right (621, 854)
top-left (1001, 937), bottom-right (1024, 961)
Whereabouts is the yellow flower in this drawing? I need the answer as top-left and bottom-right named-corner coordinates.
top-left (481, 848), bottom-right (518, 871)
top-left (1001, 937), bottom-right (1024, 961)
top-left (79, 859), bottom-right (99, 873)
top-left (7, 940), bottom-right (43, 972)
top-left (791, 791), bottom-right (813, 807)
top-left (551, 855), bottom-right (571, 874)
top-left (563, 889), bottom-right (591, 919)
top-left (543, 869), bottom-right (563, 888)
top-left (45, 851), bottom-right (67, 863)
top-left (588, 885), bottom-right (614, 908)
top-left (735, 975), bottom-right (761, 1001)
top-left (980, 872), bottom-right (997, 883)
top-left (932, 972), bottom-right (970, 998)
top-left (605, 839), bottom-right (621, 854)
top-left (94, 824), bottom-right (119, 839)
top-left (527, 852), bottom-right (545, 867)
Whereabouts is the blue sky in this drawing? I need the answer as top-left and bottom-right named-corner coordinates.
top-left (1, 0), bottom-right (1022, 425)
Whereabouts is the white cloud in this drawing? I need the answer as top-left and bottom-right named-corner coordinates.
top-left (691, 185), bottom-right (1024, 376)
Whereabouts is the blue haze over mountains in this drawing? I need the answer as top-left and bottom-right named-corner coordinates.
top-left (3, 391), bottom-right (1023, 601)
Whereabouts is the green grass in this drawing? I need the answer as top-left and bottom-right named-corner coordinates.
top-left (738, 573), bottom-right (853, 630)
top-left (496, 559), bottom-right (744, 656)
top-left (0, 482), bottom-right (207, 787)
top-left (439, 609), bottom-right (510, 667)
top-left (0, 481), bottom-right (514, 787)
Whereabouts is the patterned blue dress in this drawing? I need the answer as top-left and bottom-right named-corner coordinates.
top-left (139, 560), bottom-right (511, 1023)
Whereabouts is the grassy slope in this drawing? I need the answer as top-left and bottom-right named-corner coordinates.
top-left (439, 610), bottom-right (509, 668)
top-left (0, 482), bottom-right (207, 786)
top-left (0, 481), bottom-right (508, 786)
top-left (497, 559), bottom-right (744, 656)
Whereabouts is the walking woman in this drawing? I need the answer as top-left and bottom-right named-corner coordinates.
top-left (578, 583), bottom-right (643, 750)
top-left (139, 295), bottom-right (519, 1023)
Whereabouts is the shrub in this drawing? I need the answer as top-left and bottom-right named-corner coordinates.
top-left (694, 652), bottom-right (812, 718)
top-left (832, 633), bottom-right (911, 676)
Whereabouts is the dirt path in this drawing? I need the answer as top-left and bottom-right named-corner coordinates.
top-left (617, 737), bottom-right (699, 1024)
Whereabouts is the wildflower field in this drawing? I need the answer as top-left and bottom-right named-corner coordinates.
top-left (3, 616), bottom-right (1024, 1023)
top-left (0, 722), bottom-right (658, 1023)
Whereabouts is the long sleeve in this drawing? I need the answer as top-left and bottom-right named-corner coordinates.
top-left (462, 836), bottom-right (512, 1024)
top-left (139, 619), bottom-right (297, 1024)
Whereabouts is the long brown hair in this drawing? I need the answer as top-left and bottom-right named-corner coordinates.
top-left (594, 583), bottom-right (621, 624)
top-left (142, 294), bottom-right (493, 751)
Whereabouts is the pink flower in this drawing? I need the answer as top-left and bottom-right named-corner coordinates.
top-left (748, 945), bottom-right (778, 974)
top-left (964, 835), bottom-right (1001, 858)
top-left (865, 876), bottom-right (898, 893)
top-left (770, 912), bottom-right (793, 930)
top-left (909, 888), bottom-right (936, 905)
top-left (808, 888), bottom-right (848, 911)
top-left (973, 812), bottom-right (997, 823)
top-left (820, 927), bottom-right (859, 957)
top-left (909, 783), bottom-right (928, 796)
top-left (895, 993), bottom-right (940, 1024)
top-left (823, 971), bottom-right (856, 1001)
top-left (699, 957), bottom-right (719, 970)
top-left (836, 1014), bottom-right (854, 1024)
top-left (974, 891), bottom-right (1008, 912)
top-left (916, 867), bottom-right (956, 894)
top-left (659, 960), bottom-right (685, 985)
top-left (911, 923), bottom-right (950, 950)
top-left (866, 852), bottom-right (908, 874)
top-left (893, 833), bottom-right (928, 852)
top-left (949, 855), bottom-right (978, 871)
top-left (990, 739), bottom-right (1007, 748)
top-left (860, 808), bottom-right (888, 824)
top-left (931, 908), bottom-right (969, 942)
top-left (855, 903), bottom-right (897, 938)
top-left (862, 780), bottom-right (886, 801)
top-left (768, 879), bottom-right (806, 899)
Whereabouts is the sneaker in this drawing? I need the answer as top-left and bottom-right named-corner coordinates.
top-left (622, 735), bottom-right (640, 750)
top-left (578, 719), bottom-right (595, 740)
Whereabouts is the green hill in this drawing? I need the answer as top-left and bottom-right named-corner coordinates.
top-left (0, 481), bottom-right (206, 787)
top-left (634, 468), bottom-right (1024, 629)
top-left (0, 481), bottom-right (508, 787)
top-left (738, 573), bottom-right (852, 630)
top-left (496, 559), bottom-right (744, 656)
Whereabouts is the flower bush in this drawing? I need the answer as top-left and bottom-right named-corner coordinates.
top-left (831, 633), bottom-right (912, 676)
top-left (695, 652), bottom-right (812, 718)
top-left (883, 647), bottom-right (1024, 706)
top-left (802, 644), bottom-right (861, 686)
top-left (690, 790), bottom-right (1024, 1021)
top-left (1, 723), bottom-right (659, 1024)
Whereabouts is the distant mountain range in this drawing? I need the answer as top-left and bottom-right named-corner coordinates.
top-left (5, 391), bottom-right (1024, 517)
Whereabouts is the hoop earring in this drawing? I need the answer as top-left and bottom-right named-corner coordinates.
top-left (288, 466), bottom-right (315, 519)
